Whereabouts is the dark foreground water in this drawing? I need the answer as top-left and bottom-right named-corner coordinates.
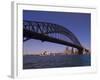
top-left (23, 54), bottom-right (91, 69)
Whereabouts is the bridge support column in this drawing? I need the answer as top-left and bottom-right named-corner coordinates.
top-left (78, 48), bottom-right (83, 55)
top-left (72, 47), bottom-right (74, 54)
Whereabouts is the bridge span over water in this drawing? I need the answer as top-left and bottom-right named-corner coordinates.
top-left (23, 20), bottom-right (89, 54)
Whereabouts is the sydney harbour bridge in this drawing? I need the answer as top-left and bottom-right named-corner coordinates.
top-left (23, 20), bottom-right (89, 55)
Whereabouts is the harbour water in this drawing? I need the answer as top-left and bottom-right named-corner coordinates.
top-left (23, 54), bottom-right (90, 69)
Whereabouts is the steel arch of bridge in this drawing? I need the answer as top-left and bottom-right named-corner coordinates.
top-left (23, 20), bottom-right (84, 54)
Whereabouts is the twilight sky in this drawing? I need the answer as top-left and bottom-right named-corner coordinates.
top-left (23, 10), bottom-right (91, 55)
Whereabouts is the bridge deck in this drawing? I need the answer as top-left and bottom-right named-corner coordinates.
top-left (24, 29), bottom-right (83, 50)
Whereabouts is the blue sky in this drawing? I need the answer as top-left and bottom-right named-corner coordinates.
top-left (23, 10), bottom-right (91, 55)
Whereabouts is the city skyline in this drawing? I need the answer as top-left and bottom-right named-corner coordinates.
top-left (23, 10), bottom-right (91, 55)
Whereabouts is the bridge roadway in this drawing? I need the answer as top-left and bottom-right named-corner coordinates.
top-left (24, 29), bottom-right (83, 54)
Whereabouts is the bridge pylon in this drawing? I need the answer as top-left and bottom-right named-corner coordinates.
top-left (78, 48), bottom-right (83, 55)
